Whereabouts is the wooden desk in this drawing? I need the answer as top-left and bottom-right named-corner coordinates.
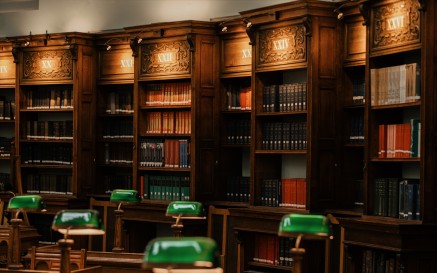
top-left (86, 251), bottom-right (143, 273)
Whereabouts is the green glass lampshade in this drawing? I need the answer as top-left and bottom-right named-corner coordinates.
top-left (278, 214), bottom-right (331, 239)
top-left (166, 201), bottom-right (204, 219)
top-left (8, 195), bottom-right (45, 211)
top-left (110, 189), bottom-right (141, 203)
top-left (143, 237), bottom-right (220, 269)
top-left (52, 209), bottom-right (105, 236)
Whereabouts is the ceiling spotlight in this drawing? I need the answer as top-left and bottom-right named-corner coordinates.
top-left (103, 37), bottom-right (123, 51)
top-left (137, 37), bottom-right (142, 44)
top-left (221, 24), bottom-right (228, 32)
top-left (337, 12), bottom-right (344, 20)
top-left (23, 31), bottom-right (32, 47)
top-left (243, 19), bottom-right (252, 29)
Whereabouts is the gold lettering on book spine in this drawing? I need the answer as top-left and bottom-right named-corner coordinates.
top-left (372, 0), bottom-right (420, 50)
top-left (258, 24), bottom-right (306, 65)
top-left (23, 50), bottom-right (73, 80)
top-left (141, 41), bottom-right (190, 75)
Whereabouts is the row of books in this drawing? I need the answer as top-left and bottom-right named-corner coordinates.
top-left (105, 90), bottom-right (133, 114)
top-left (373, 178), bottom-right (420, 220)
top-left (225, 85), bottom-right (252, 110)
top-left (370, 63), bottom-right (420, 106)
top-left (103, 142), bottom-right (133, 164)
top-left (144, 111), bottom-right (191, 134)
top-left (139, 138), bottom-right (190, 168)
top-left (140, 174), bottom-right (190, 201)
top-left (261, 178), bottom-right (306, 208)
top-left (361, 249), bottom-right (396, 273)
top-left (226, 176), bottom-right (250, 202)
top-left (225, 119), bottom-right (250, 145)
top-left (352, 77), bottom-right (365, 104)
top-left (102, 174), bottom-right (132, 193)
top-left (0, 137), bottom-right (12, 156)
top-left (26, 120), bottom-right (73, 140)
top-left (26, 174), bottom-right (73, 195)
top-left (144, 82), bottom-right (192, 106)
top-left (26, 88), bottom-right (74, 109)
top-left (22, 143), bottom-right (72, 165)
top-left (349, 111), bottom-right (364, 144)
top-left (102, 119), bottom-right (133, 139)
top-left (263, 82), bottom-right (307, 112)
top-left (0, 97), bottom-right (14, 120)
top-left (253, 234), bottom-right (294, 267)
top-left (262, 121), bottom-right (307, 150)
top-left (378, 119), bottom-right (420, 158)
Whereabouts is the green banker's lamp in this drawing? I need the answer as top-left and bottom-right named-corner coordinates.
top-left (278, 214), bottom-right (332, 273)
top-left (52, 209), bottom-right (105, 273)
top-left (110, 189), bottom-right (141, 252)
top-left (143, 236), bottom-right (223, 273)
top-left (7, 194), bottom-right (46, 270)
top-left (166, 201), bottom-right (205, 237)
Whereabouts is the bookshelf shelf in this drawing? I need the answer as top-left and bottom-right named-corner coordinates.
top-left (123, 21), bottom-right (219, 221)
top-left (339, 1), bottom-right (437, 272)
top-left (20, 164), bottom-right (73, 169)
top-left (227, 2), bottom-right (341, 273)
top-left (95, 33), bottom-right (134, 200)
top-left (0, 41), bottom-right (17, 194)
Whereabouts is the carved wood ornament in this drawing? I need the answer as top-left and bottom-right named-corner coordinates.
top-left (23, 50), bottom-right (73, 80)
top-left (141, 40), bottom-right (190, 75)
top-left (258, 24), bottom-right (306, 66)
top-left (372, 0), bottom-right (421, 50)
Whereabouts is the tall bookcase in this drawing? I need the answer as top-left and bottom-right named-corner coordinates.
top-left (216, 17), bottom-right (252, 204)
top-left (121, 21), bottom-right (219, 252)
top-left (340, 0), bottom-right (437, 272)
top-left (90, 32), bottom-right (134, 251)
top-left (94, 32), bottom-right (134, 196)
top-left (11, 32), bottom-right (96, 243)
top-left (0, 41), bottom-right (16, 192)
top-left (228, 1), bottom-right (341, 273)
top-left (337, 2), bottom-right (367, 213)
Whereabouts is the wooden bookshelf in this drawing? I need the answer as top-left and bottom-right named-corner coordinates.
top-left (215, 16), bottom-right (252, 205)
top-left (120, 20), bottom-right (219, 252)
top-left (11, 32), bottom-right (96, 244)
top-left (226, 1), bottom-right (341, 273)
top-left (339, 0), bottom-right (437, 272)
top-left (0, 41), bottom-right (16, 192)
top-left (94, 32), bottom-right (134, 199)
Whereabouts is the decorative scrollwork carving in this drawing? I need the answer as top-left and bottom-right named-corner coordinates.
top-left (22, 50), bottom-right (73, 80)
top-left (372, 0), bottom-right (420, 50)
top-left (141, 41), bottom-right (190, 75)
top-left (258, 24), bottom-right (306, 66)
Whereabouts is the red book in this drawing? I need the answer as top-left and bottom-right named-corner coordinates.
top-left (296, 178), bottom-right (307, 209)
top-left (378, 124), bottom-right (387, 158)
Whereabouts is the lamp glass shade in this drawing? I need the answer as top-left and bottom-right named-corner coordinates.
top-left (278, 214), bottom-right (330, 239)
top-left (143, 237), bottom-right (219, 269)
top-left (110, 189), bottom-right (141, 203)
top-left (166, 201), bottom-right (204, 219)
top-left (52, 209), bottom-right (105, 236)
top-left (8, 195), bottom-right (45, 211)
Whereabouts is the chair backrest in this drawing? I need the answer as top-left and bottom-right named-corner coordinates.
top-left (29, 245), bottom-right (87, 271)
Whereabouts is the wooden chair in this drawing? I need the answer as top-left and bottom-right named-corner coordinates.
top-left (29, 245), bottom-right (87, 271)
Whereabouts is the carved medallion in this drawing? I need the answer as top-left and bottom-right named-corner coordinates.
top-left (372, 0), bottom-right (420, 50)
top-left (258, 24), bottom-right (306, 66)
top-left (141, 41), bottom-right (190, 75)
top-left (23, 50), bottom-right (73, 80)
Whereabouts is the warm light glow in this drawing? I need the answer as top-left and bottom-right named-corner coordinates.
top-left (56, 228), bottom-right (105, 236)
